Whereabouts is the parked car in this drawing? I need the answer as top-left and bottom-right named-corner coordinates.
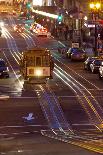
top-left (98, 61), bottom-right (103, 79)
top-left (66, 48), bottom-right (77, 58)
top-left (84, 57), bottom-right (100, 70)
top-left (66, 48), bottom-right (86, 61)
top-left (0, 59), bottom-right (9, 78)
top-left (90, 59), bottom-right (103, 73)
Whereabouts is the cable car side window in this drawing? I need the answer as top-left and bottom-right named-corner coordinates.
top-left (42, 55), bottom-right (50, 66)
top-left (26, 57), bottom-right (33, 66)
top-left (36, 57), bottom-right (41, 66)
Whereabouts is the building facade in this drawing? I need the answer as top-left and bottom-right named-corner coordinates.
top-left (0, 0), bottom-right (13, 5)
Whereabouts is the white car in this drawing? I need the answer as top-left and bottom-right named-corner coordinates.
top-left (35, 28), bottom-right (51, 37)
top-left (99, 61), bottom-right (103, 79)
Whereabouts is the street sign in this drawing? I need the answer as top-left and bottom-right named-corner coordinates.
top-left (72, 43), bottom-right (79, 48)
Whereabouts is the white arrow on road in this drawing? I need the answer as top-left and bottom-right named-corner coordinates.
top-left (22, 113), bottom-right (35, 121)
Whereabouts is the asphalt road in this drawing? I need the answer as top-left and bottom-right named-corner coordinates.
top-left (0, 9), bottom-right (102, 154)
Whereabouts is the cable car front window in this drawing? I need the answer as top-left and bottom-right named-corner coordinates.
top-left (27, 56), bottom-right (34, 66)
top-left (36, 57), bottom-right (41, 66)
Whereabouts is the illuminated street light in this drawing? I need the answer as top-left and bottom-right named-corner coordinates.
top-left (89, 2), bottom-right (101, 10)
top-left (95, 3), bottom-right (101, 9)
top-left (89, 1), bottom-right (101, 56)
top-left (90, 3), bottom-right (95, 9)
top-left (32, 9), bottom-right (58, 19)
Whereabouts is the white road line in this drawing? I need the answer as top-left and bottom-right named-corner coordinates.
top-left (58, 41), bottom-right (66, 47)
top-left (72, 123), bottom-right (96, 126)
top-left (14, 52), bottom-right (21, 60)
top-left (0, 125), bottom-right (48, 129)
top-left (10, 96), bottom-right (39, 99)
top-left (0, 95), bottom-right (10, 100)
top-left (0, 131), bottom-right (39, 136)
top-left (9, 50), bottom-right (19, 64)
top-left (8, 96), bottom-right (103, 99)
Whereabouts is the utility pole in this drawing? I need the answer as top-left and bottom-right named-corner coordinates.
top-left (89, 1), bottom-right (101, 56)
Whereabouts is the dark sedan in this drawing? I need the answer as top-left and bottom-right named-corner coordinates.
top-left (66, 48), bottom-right (86, 61)
top-left (66, 48), bottom-right (77, 58)
top-left (0, 59), bottom-right (9, 78)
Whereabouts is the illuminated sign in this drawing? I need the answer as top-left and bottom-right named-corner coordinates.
top-left (33, 0), bottom-right (42, 6)
top-left (87, 24), bottom-right (95, 28)
top-left (32, 9), bottom-right (58, 19)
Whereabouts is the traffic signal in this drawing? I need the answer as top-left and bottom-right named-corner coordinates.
top-left (26, 2), bottom-right (31, 9)
top-left (57, 14), bottom-right (63, 22)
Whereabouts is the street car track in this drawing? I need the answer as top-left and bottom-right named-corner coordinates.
top-left (4, 24), bottom-right (103, 132)
top-left (54, 64), bottom-right (103, 129)
top-left (34, 84), bottom-right (73, 135)
top-left (52, 51), bottom-right (100, 90)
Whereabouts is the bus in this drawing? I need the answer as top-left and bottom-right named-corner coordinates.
top-left (20, 47), bottom-right (54, 83)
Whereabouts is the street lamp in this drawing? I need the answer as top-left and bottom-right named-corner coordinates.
top-left (89, 1), bottom-right (101, 56)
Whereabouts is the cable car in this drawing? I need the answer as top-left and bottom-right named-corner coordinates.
top-left (20, 47), bottom-right (54, 83)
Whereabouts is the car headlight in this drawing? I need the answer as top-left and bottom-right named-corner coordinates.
top-left (3, 67), bottom-right (9, 72)
top-left (35, 69), bottom-right (42, 76)
top-left (3, 70), bottom-right (8, 73)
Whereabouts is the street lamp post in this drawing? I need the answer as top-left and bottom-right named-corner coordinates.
top-left (89, 1), bottom-right (101, 56)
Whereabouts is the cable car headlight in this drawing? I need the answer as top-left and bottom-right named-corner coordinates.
top-left (0, 22), bottom-right (4, 27)
top-left (35, 69), bottom-right (42, 76)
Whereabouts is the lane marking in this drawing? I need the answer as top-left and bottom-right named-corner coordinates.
top-left (0, 130), bottom-right (39, 137)
top-left (0, 125), bottom-right (48, 129)
top-left (0, 95), bottom-right (10, 100)
top-left (6, 95), bottom-right (103, 99)
top-left (58, 41), bottom-right (66, 47)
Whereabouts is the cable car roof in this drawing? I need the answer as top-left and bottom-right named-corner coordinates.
top-left (23, 47), bottom-right (50, 56)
